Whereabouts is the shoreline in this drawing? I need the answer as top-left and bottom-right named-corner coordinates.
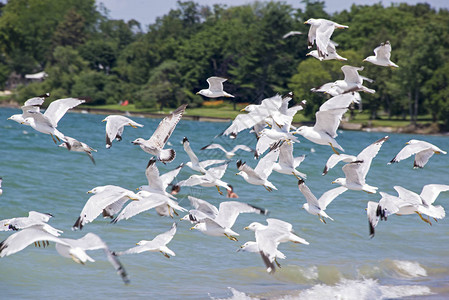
top-left (2, 101), bottom-right (448, 136)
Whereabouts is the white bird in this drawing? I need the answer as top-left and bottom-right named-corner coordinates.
top-left (306, 40), bottom-right (347, 61)
top-left (58, 136), bottom-right (97, 165)
top-left (137, 158), bottom-right (183, 199)
top-left (304, 18), bottom-right (348, 58)
top-left (21, 97), bottom-right (85, 144)
top-left (388, 139), bottom-right (446, 168)
top-left (73, 185), bottom-right (140, 230)
top-left (114, 223), bottom-right (177, 258)
top-left (111, 191), bottom-right (186, 223)
top-left (329, 65), bottom-right (375, 95)
top-left (0, 225), bottom-right (130, 284)
top-left (272, 142), bottom-right (307, 179)
top-left (102, 115), bottom-right (143, 149)
top-left (282, 31), bottom-right (302, 39)
top-left (182, 137), bottom-right (225, 174)
top-left (0, 211), bottom-right (62, 236)
top-left (190, 200), bottom-right (268, 241)
top-left (236, 145), bottom-right (280, 192)
top-left (132, 104), bottom-right (187, 163)
top-left (180, 196), bottom-right (219, 223)
top-left (200, 143), bottom-right (255, 159)
top-left (332, 136), bottom-right (389, 193)
top-left (244, 218), bottom-right (309, 273)
top-left (364, 41), bottom-right (399, 68)
top-left (178, 162), bottom-right (231, 195)
top-left (237, 241), bottom-right (286, 262)
top-left (7, 93), bottom-right (49, 124)
top-left (196, 76), bottom-right (234, 98)
top-left (297, 179), bottom-right (347, 223)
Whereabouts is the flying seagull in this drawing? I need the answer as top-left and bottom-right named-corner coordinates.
top-left (58, 136), bottom-right (97, 165)
top-left (200, 143), bottom-right (255, 159)
top-left (102, 115), bottom-right (143, 149)
top-left (364, 41), bottom-right (399, 68)
top-left (132, 104), bottom-right (187, 163)
top-left (388, 139), bottom-right (446, 168)
top-left (197, 77), bottom-right (234, 98)
top-left (183, 137), bottom-right (225, 174)
top-left (304, 18), bottom-right (348, 58)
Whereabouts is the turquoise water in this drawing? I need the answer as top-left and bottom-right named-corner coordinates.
top-left (1, 107), bottom-right (448, 299)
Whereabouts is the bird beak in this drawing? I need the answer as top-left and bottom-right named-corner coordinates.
top-left (87, 190), bottom-right (93, 194)
top-left (7, 117), bottom-right (11, 120)
top-left (129, 196), bottom-right (140, 201)
top-left (306, 53), bottom-right (310, 56)
top-left (303, 21), bottom-right (307, 24)
top-left (240, 108), bottom-right (246, 112)
top-left (136, 188), bottom-right (139, 190)
top-left (101, 119), bottom-right (106, 122)
top-left (195, 92), bottom-right (200, 95)
top-left (190, 227), bottom-right (195, 230)
top-left (331, 181), bottom-right (336, 184)
top-left (244, 226), bottom-right (249, 230)
top-left (135, 243), bottom-right (139, 245)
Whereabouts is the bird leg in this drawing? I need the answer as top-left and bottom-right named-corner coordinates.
top-left (319, 216), bottom-right (326, 224)
top-left (129, 123), bottom-right (138, 129)
top-left (161, 251), bottom-right (170, 259)
top-left (168, 205), bottom-right (173, 218)
top-left (275, 258), bottom-right (282, 268)
top-left (216, 185), bottom-right (223, 195)
top-left (264, 185), bottom-right (272, 192)
top-left (292, 172), bottom-right (302, 180)
top-left (416, 212), bottom-right (432, 226)
top-left (34, 242), bottom-right (38, 247)
top-left (224, 233), bottom-right (238, 241)
top-left (50, 134), bottom-right (57, 144)
top-left (329, 143), bottom-right (340, 155)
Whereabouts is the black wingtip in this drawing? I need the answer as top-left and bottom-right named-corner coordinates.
top-left (72, 216), bottom-right (83, 230)
top-left (200, 144), bottom-right (211, 150)
top-left (369, 221), bottom-right (375, 239)
top-left (322, 166), bottom-right (328, 176)
top-left (260, 251), bottom-right (276, 275)
top-left (249, 204), bottom-right (269, 216)
top-left (236, 160), bottom-right (245, 169)
top-left (38, 93), bottom-right (50, 98)
top-left (182, 137), bottom-right (188, 144)
top-left (159, 149), bottom-right (176, 163)
top-left (297, 179), bottom-right (305, 186)
top-left (147, 157), bottom-right (157, 168)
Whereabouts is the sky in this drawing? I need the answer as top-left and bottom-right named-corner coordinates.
top-left (96, 0), bottom-right (449, 28)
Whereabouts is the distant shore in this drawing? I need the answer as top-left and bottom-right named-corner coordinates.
top-left (2, 100), bottom-right (447, 136)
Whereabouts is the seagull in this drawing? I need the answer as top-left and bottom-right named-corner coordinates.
top-left (58, 136), bottom-right (97, 165)
top-left (21, 97), bottom-right (85, 144)
top-left (0, 211), bottom-right (62, 236)
top-left (190, 200), bottom-right (268, 241)
top-left (332, 136), bottom-right (389, 193)
top-left (114, 223), bottom-right (177, 258)
top-left (111, 190), bottom-right (186, 223)
top-left (180, 196), bottom-right (219, 223)
top-left (388, 139), bottom-right (446, 168)
top-left (282, 31), bottom-right (302, 39)
top-left (196, 76), bottom-right (234, 98)
top-left (7, 93), bottom-right (49, 124)
top-left (366, 192), bottom-right (402, 238)
top-left (244, 218), bottom-right (309, 274)
top-left (306, 40), bottom-right (347, 61)
top-left (329, 65), bottom-right (375, 95)
top-left (132, 104), bottom-right (187, 163)
top-left (237, 241), bottom-right (286, 269)
top-left (272, 142), bottom-right (307, 179)
top-left (297, 179), bottom-right (347, 223)
top-left (183, 137), bottom-right (225, 173)
top-left (178, 162), bottom-right (231, 195)
top-left (364, 41), bottom-right (399, 68)
top-left (72, 185), bottom-right (140, 230)
top-left (137, 158), bottom-right (183, 199)
top-left (0, 225), bottom-right (130, 284)
top-left (236, 145), bottom-right (280, 191)
top-left (102, 115), bottom-right (144, 149)
top-left (200, 143), bottom-right (255, 159)
top-left (304, 18), bottom-right (348, 58)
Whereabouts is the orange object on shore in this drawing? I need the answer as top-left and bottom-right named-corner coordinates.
top-left (121, 100), bottom-right (129, 106)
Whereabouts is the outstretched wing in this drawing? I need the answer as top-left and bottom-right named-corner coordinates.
top-left (356, 136), bottom-right (389, 179)
top-left (148, 104), bottom-right (187, 149)
top-left (215, 201), bottom-right (267, 229)
top-left (44, 98), bottom-right (85, 127)
top-left (207, 77), bottom-right (227, 93)
top-left (420, 184), bottom-right (449, 206)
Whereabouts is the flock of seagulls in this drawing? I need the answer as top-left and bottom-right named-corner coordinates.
top-left (1, 16), bottom-right (447, 281)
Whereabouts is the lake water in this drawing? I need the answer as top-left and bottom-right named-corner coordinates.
top-left (1, 107), bottom-right (448, 299)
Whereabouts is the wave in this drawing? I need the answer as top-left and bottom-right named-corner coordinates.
top-left (213, 279), bottom-right (433, 300)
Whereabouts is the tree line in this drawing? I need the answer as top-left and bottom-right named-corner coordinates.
top-left (0, 0), bottom-right (448, 127)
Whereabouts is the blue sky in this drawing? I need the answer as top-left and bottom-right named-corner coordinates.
top-left (96, 0), bottom-right (449, 27)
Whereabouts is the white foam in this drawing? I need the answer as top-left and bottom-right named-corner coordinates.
top-left (302, 266), bottom-right (319, 281)
top-left (392, 260), bottom-right (427, 278)
top-left (210, 287), bottom-right (259, 300)
top-left (280, 279), bottom-right (432, 300)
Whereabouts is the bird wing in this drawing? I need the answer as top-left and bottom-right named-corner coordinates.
top-left (282, 31), bottom-right (302, 38)
top-left (319, 93), bottom-right (357, 111)
top-left (378, 192), bottom-right (405, 216)
top-left (255, 228), bottom-right (281, 273)
top-left (374, 41), bottom-right (391, 60)
top-left (205, 162), bottom-right (229, 180)
top-left (420, 184), bottom-right (449, 206)
top-left (342, 162), bottom-right (365, 185)
top-left (341, 65), bottom-right (364, 84)
top-left (323, 154), bottom-right (357, 175)
top-left (237, 161), bottom-right (261, 180)
top-left (183, 138), bottom-right (200, 166)
top-left (297, 180), bottom-right (320, 208)
top-left (318, 186), bottom-right (347, 210)
top-left (313, 108), bottom-right (347, 138)
top-left (393, 186), bottom-right (422, 205)
top-left (43, 98), bottom-right (85, 127)
top-left (178, 175), bottom-right (208, 187)
top-left (266, 218), bottom-right (293, 232)
top-left (255, 135), bottom-right (276, 158)
top-left (201, 143), bottom-right (227, 153)
top-left (105, 115), bottom-right (137, 142)
top-left (231, 144), bottom-right (254, 154)
top-left (198, 159), bottom-right (227, 169)
top-left (356, 136), bottom-right (389, 179)
top-left (0, 225), bottom-right (68, 257)
top-left (151, 223), bottom-right (177, 247)
top-left (278, 142), bottom-right (294, 168)
top-left (389, 142), bottom-right (429, 164)
top-left (215, 201), bottom-right (267, 229)
top-left (188, 196), bottom-right (219, 217)
top-left (316, 22), bottom-right (335, 57)
top-left (207, 77), bottom-right (227, 93)
top-left (414, 149), bottom-right (435, 168)
top-left (111, 195), bottom-right (168, 223)
top-left (145, 158), bottom-right (164, 191)
top-left (148, 104), bottom-right (187, 149)
top-left (254, 146), bottom-right (280, 179)
top-left (159, 164), bottom-right (184, 189)
top-left (366, 201), bottom-right (380, 238)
